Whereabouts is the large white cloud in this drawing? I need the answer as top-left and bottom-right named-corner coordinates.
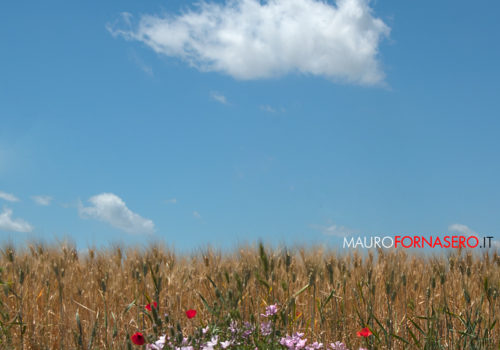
top-left (79, 193), bottom-right (155, 234)
top-left (0, 208), bottom-right (33, 232)
top-left (109, 0), bottom-right (389, 84)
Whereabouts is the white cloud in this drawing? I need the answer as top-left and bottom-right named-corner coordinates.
top-left (0, 208), bottom-right (33, 232)
top-left (32, 195), bottom-right (53, 206)
top-left (448, 224), bottom-right (499, 248)
top-left (210, 91), bottom-right (229, 104)
top-left (193, 211), bottom-right (202, 219)
top-left (0, 191), bottom-right (19, 202)
top-left (165, 198), bottom-right (177, 204)
top-left (260, 105), bottom-right (285, 113)
top-left (448, 223), bottom-right (476, 236)
top-left (260, 105), bottom-right (276, 113)
top-left (322, 224), bottom-right (353, 236)
top-left (129, 51), bottom-right (154, 76)
top-left (79, 193), bottom-right (155, 234)
top-left (312, 222), bottom-right (353, 236)
top-left (109, 0), bottom-right (389, 84)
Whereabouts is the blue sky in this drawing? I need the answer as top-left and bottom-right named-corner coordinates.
top-left (1, 0), bottom-right (499, 251)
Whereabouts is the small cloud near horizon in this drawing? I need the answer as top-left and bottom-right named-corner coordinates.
top-left (0, 207), bottom-right (33, 232)
top-left (79, 193), bottom-right (155, 234)
top-left (448, 223), bottom-right (499, 249)
top-left (311, 222), bottom-right (355, 237)
top-left (448, 223), bottom-right (476, 236)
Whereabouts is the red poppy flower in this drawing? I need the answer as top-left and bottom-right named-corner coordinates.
top-left (357, 327), bottom-right (373, 337)
top-left (186, 309), bottom-right (197, 319)
top-left (145, 301), bottom-right (158, 311)
top-left (131, 332), bottom-right (145, 345)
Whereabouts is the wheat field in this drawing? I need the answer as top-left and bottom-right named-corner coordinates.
top-left (0, 242), bottom-right (499, 349)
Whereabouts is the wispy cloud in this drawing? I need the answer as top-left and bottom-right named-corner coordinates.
top-left (165, 198), bottom-right (177, 204)
top-left (32, 195), bottom-right (53, 206)
top-left (129, 50), bottom-right (154, 76)
top-left (259, 105), bottom-right (285, 113)
top-left (311, 222), bottom-right (354, 237)
top-left (193, 211), bottom-right (202, 219)
top-left (108, 0), bottom-right (389, 84)
top-left (79, 193), bottom-right (155, 234)
top-left (0, 191), bottom-right (19, 202)
top-left (0, 208), bottom-right (33, 232)
top-left (210, 91), bottom-right (229, 104)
